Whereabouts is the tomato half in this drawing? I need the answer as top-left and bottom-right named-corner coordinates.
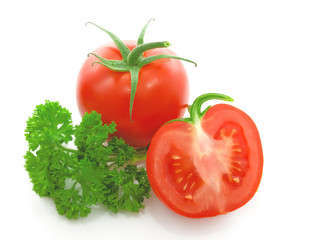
top-left (146, 94), bottom-right (263, 218)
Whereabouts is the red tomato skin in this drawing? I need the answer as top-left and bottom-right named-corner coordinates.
top-left (76, 40), bottom-right (189, 147)
top-left (146, 104), bottom-right (263, 218)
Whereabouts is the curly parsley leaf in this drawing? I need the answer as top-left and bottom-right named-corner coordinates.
top-left (104, 165), bottom-right (150, 213)
top-left (24, 101), bottom-right (150, 219)
top-left (25, 100), bottom-right (74, 151)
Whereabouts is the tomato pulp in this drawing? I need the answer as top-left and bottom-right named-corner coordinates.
top-left (77, 41), bottom-right (189, 147)
top-left (147, 94), bottom-right (263, 218)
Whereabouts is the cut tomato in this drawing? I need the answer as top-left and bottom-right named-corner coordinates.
top-left (146, 94), bottom-right (263, 218)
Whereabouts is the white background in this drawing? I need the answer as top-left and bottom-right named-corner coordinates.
top-left (1, 0), bottom-right (319, 239)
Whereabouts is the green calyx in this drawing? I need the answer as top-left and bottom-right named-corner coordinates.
top-left (86, 19), bottom-right (197, 121)
top-left (168, 93), bottom-right (234, 125)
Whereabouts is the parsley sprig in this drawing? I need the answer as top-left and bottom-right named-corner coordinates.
top-left (24, 101), bottom-right (150, 219)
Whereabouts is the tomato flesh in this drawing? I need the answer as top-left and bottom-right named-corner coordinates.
top-left (166, 146), bottom-right (204, 200)
top-left (146, 104), bottom-right (263, 218)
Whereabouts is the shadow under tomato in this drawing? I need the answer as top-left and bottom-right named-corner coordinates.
top-left (145, 191), bottom-right (238, 238)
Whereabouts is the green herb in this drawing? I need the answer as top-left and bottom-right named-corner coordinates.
top-left (24, 101), bottom-right (150, 219)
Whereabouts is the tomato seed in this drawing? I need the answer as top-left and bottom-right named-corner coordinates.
top-left (233, 177), bottom-right (240, 183)
top-left (184, 195), bottom-right (193, 200)
top-left (183, 183), bottom-right (188, 191)
top-left (230, 165), bottom-right (242, 172)
top-left (187, 173), bottom-right (193, 179)
top-left (231, 129), bottom-right (237, 136)
top-left (233, 148), bottom-right (242, 152)
top-left (172, 155), bottom-right (181, 160)
top-left (220, 129), bottom-right (226, 137)
top-left (176, 177), bottom-right (183, 183)
top-left (172, 163), bottom-right (181, 167)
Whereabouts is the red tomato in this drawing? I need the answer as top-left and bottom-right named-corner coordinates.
top-left (76, 40), bottom-right (189, 147)
top-left (147, 95), bottom-right (263, 218)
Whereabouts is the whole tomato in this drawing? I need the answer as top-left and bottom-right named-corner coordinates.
top-left (76, 21), bottom-right (195, 147)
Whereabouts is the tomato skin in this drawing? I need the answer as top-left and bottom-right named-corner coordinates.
top-left (76, 40), bottom-right (189, 147)
top-left (146, 103), bottom-right (263, 218)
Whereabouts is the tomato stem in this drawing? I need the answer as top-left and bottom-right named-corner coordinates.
top-left (189, 93), bottom-right (234, 124)
top-left (86, 22), bottom-right (130, 61)
top-left (127, 41), bottom-right (171, 66)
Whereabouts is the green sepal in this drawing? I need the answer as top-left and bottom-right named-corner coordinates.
top-left (129, 67), bottom-right (140, 122)
top-left (200, 105), bottom-right (212, 118)
top-left (86, 22), bottom-right (130, 61)
top-left (88, 53), bottom-right (130, 72)
top-left (137, 18), bottom-right (155, 45)
top-left (139, 54), bottom-right (197, 68)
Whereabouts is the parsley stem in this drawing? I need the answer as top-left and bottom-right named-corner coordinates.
top-left (71, 180), bottom-right (78, 190)
top-left (132, 148), bottom-right (148, 164)
top-left (58, 144), bottom-right (85, 156)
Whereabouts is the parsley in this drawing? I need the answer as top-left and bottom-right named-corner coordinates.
top-left (24, 101), bottom-right (150, 219)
